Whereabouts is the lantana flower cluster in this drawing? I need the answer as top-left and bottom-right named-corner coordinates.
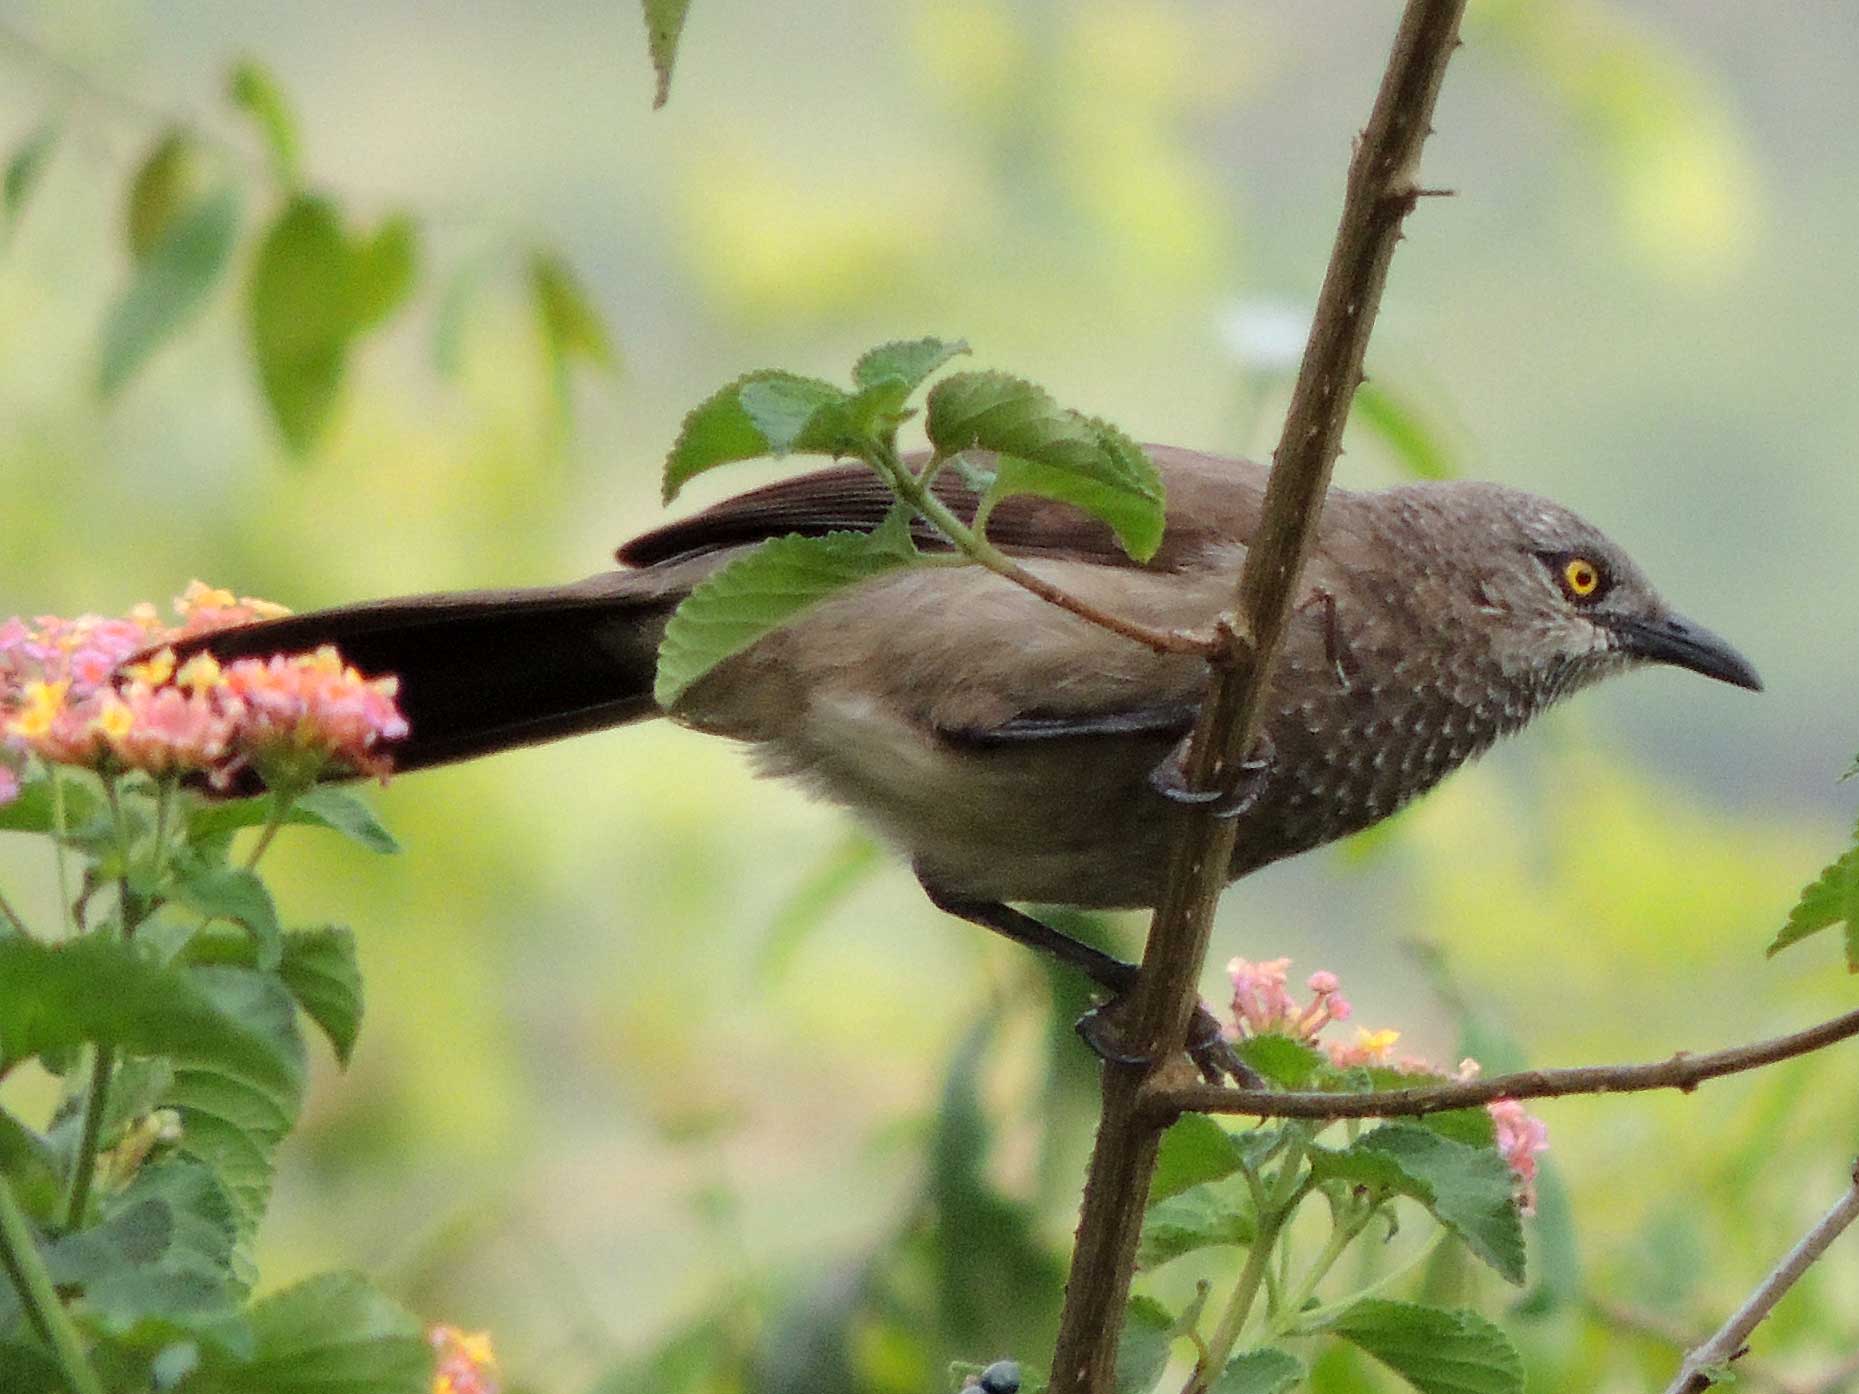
top-left (1225, 956), bottom-right (1551, 1212)
top-left (429, 1325), bottom-right (501, 1394)
top-left (0, 581), bottom-right (407, 802)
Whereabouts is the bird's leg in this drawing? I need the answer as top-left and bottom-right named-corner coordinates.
top-left (1148, 727), bottom-right (1277, 821)
top-left (916, 876), bottom-right (1254, 1085)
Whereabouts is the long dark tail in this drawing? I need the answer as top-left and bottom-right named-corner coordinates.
top-left (170, 573), bottom-right (675, 774)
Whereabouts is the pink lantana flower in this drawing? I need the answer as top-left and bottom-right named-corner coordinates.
top-left (1225, 956), bottom-right (1352, 1043)
top-left (1224, 956), bottom-right (1550, 1212)
top-left (1487, 1097), bottom-right (1550, 1214)
top-left (429, 1325), bottom-right (500, 1394)
top-left (0, 584), bottom-right (406, 791)
top-left (215, 646), bottom-right (408, 789)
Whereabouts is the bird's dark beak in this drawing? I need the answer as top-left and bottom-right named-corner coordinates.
top-left (1609, 611), bottom-right (1763, 692)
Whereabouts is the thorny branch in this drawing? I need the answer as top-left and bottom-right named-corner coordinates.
top-left (1043, 4), bottom-right (1469, 1391)
top-left (1150, 1004), bottom-right (1859, 1121)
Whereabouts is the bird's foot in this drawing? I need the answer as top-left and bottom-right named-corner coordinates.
top-left (1147, 729), bottom-right (1277, 821)
top-left (1075, 997), bottom-right (1264, 1087)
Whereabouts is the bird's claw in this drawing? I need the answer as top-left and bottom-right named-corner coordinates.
top-left (1148, 729), bottom-right (1277, 821)
top-left (1074, 998), bottom-right (1265, 1087)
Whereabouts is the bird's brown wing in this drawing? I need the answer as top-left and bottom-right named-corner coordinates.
top-left (617, 447), bottom-right (1265, 574)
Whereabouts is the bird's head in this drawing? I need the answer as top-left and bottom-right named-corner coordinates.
top-left (1409, 483), bottom-right (1762, 699)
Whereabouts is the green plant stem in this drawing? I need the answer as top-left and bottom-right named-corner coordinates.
top-left (63, 776), bottom-right (140, 1230)
top-left (1187, 1137), bottom-right (1311, 1392)
top-left (60, 1044), bottom-right (114, 1230)
top-left (47, 766), bottom-right (74, 939)
top-left (150, 777), bottom-right (174, 871)
top-left (1185, 1210), bottom-right (1285, 1394)
top-left (101, 774), bottom-right (132, 920)
top-left (0, 886), bottom-right (28, 936)
top-left (242, 790), bottom-right (297, 870)
top-left (1289, 1229), bottom-right (1449, 1334)
top-left (0, 1175), bottom-right (103, 1394)
top-left (1273, 1201), bottom-right (1376, 1334)
top-left (1236, 1159), bottom-right (1285, 1317)
top-left (864, 440), bottom-right (1219, 657)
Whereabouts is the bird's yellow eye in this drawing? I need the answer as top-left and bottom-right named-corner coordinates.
top-left (1562, 557), bottom-right (1601, 599)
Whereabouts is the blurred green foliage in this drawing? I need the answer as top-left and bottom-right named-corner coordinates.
top-left (1, 2), bottom-right (1855, 1391)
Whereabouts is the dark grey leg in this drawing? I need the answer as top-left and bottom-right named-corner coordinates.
top-left (916, 873), bottom-right (1252, 1085)
top-left (917, 878), bottom-right (1139, 995)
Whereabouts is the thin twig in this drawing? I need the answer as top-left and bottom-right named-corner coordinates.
top-left (1592, 1299), bottom-right (1808, 1394)
top-left (1044, 5), bottom-right (1468, 1390)
top-left (1664, 1162), bottom-right (1859, 1394)
top-left (0, 885), bottom-right (29, 936)
top-left (1150, 1005), bottom-right (1859, 1121)
top-left (870, 442), bottom-right (1222, 657)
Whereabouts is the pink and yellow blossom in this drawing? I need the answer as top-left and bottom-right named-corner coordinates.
top-left (1, 583), bottom-right (405, 791)
top-left (1222, 957), bottom-right (1550, 1212)
top-left (429, 1325), bottom-right (500, 1394)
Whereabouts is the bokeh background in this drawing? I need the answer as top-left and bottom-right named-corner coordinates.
top-left (2, 1), bottom-right (1856, 1389)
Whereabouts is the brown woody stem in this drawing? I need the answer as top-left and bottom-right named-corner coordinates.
top-left (1150, 1005), bottom-right (1859, 1122)
top-left (1044, 4), bottom-right (1468, 1390)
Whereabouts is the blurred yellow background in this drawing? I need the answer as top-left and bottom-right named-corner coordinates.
top-left (1, 2), bottom-right (1855, 1389)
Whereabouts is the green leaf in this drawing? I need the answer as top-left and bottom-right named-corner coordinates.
top-left (1513, 1158), bottom-right (1580, 1319)
top-left (0, 772), bottom-right (104, 836)
top-left (189, 1271), bottom-right (430, 1393)
top-left (0, 1108), bottom-right (62, 1218)
top-left (1232, 1032), bottom-right (1324, 1089)
top-left (78, 1055), bottom-right (176, 1158)
top-left (1114, 1296), bottom-right (1174, 1394)
top-left (852, 336), bottom-right (969, 394)
top-left (1351, 382), bottom-right (1456, 480)
top-left (46, 1159), bottom-right (243, 1337)
top-left (187, 787), bottom-right (400, 856)
top-left (1137, 1179), bottom-right (1255, 1269)
top-left (171, 864), bottom-right (283, 972)
top-left (279, 926), bottom-right (363, 1066)
top-left (1768, 828), bottom-right (1859, 969)
top-left (1310, 1124), bottom-right (1525, 1285)
top-left (1210, 1348), bottom-right (1305, 1394)
top-left (1324, 1299), bottom-right (1523, 1394)
top-left (3, 122), bottom-right (57, 237)
top-left (1150, 1113), bottom-right (1244, 1205)
top-left (127, 129), bottom-right (213, 262)
top-left (0, 1341), bottom-right (60, 1392)
top-left (642, 0), bottom-right (695, 108)
top-left (349, 214), bottom-right (418, 331)
top-left (228, 59), bottom-right (301, 187)
top-left (98, 185), bottom-right (241, 397)
top-left (662, 371), bottom-right (852, 502)
top-left (739, 375), bottom-right (848, 456)
top-left (246, 195), bottom-right (350, 452)
top-left (531, 250), bottom-right (617, 388)
top-left (924, 372), bottom-right (1165, 560)
top-left (653, 531), bottom-right (915, 708)
top-left (160, 968), bottom-right (307, 1250)
top-left (0, 938), bottom-right (299, 1099)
